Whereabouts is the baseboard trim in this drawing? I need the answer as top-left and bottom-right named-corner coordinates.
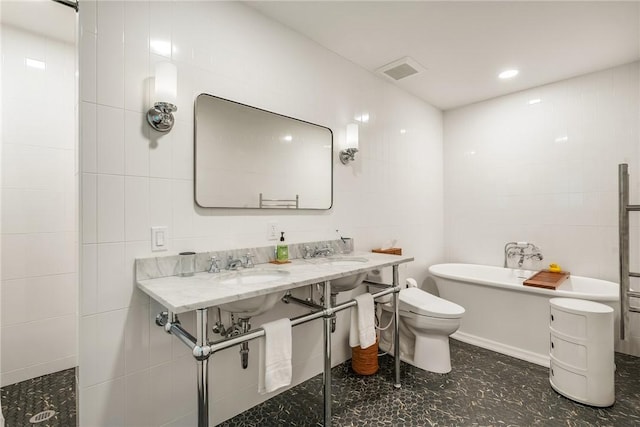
top-left (451, 331), bottom-right (550, 368)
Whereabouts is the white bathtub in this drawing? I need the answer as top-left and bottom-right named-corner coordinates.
top-left (429, 263), bottom-right (620, 367)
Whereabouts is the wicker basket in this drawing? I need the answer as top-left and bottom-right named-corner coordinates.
top-left (351, 339), bottom-right (379, 375)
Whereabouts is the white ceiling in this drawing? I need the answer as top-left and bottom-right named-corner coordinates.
top-left (248, 1), bottom-right (640, 110)
top-left (0, 0), bottom-right (76, 44)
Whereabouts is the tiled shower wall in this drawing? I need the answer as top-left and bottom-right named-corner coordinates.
top-left (443, 61), bottom-right (640, 356)
top-left (78, 1), bottom-right (443, 425)
top-left (0, 25), bottom-right (77, 386)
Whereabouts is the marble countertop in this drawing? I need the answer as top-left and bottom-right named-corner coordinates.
top-left (136, 251), bottom-right (413, 313)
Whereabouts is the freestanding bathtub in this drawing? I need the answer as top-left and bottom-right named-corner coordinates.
top-left (429, 263), bottom-right (620, 367)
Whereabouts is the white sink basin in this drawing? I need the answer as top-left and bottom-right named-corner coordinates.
top-left (310, 257), bottom-right (369, 293)
top-left (322, 257), bottom-right (369, 266)
top-left (310, 256), bottom-right (369, 266)
top-left (218, 269), bottom-right (289, 285)
top-left (215, 269), bottom-right (289, 317)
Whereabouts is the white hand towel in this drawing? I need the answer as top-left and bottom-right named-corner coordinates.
top-left (258, 318), bottom-right (292, 394)
top-left (349, 293), bottom-right (376, 349)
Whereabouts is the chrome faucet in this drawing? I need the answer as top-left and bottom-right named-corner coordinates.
top-left (312, 244), bottom-right (334, 257)
top-left (242, 253), bottom-right (255, 268)
top-left (526, 249), bottom-right (544, 265)
top-left (303, 245), bottom-right (313, 259)
top-left (226, 255), bottom-right (243, 270)
top-left (504, 242), bottom-right (544, 268)
top-left (208, 256), bottom-right (220, 273)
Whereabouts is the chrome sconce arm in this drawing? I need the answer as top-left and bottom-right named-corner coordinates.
top-left (339, 147), bottom-right (359, 165)
top-left (147, 101), bottom-right (177, 132)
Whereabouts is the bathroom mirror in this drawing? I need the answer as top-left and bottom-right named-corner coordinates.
top-left (195, 94), bottom-right (333, 209)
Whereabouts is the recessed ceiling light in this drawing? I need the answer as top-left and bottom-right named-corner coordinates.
top-left (498, 69), bottom-right (519, 79)
top-left (528, 98), bottom-right (541, 105)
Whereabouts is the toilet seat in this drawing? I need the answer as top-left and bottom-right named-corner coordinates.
top-left (399, 288), bottom-right (465, 319)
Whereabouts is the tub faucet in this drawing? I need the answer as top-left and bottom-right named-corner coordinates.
top-left (525, 249), bottom-right (544, 265)
top-left (504, 242), bottom-right (543, 268)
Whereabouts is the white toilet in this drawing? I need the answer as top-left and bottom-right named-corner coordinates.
top-left (378, 281), bottom-right (465, 374)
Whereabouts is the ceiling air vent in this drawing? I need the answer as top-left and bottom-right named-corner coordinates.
top-left (376, 57), bottom-right (426, 81)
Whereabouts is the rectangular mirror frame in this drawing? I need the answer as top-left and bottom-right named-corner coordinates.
top-left (194, 93), bottom-right (334, 210)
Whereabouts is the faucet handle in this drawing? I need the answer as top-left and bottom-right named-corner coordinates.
top-left (243, 253), bottom-right (255, 268)
top-left (208, 256), bottom-right (220, 273)
top-left (322, 244), bottom-right (334, 256)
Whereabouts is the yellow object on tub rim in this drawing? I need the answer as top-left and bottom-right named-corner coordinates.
top-left (549, 263), bottom-right (562, 273)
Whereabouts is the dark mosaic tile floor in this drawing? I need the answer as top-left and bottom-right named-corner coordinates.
top-left (222, 339), bottom-right (640, 426)
top-left (0, 341), bottom-right (638, 427)
top-left (0, 368), bottom-right (76, 427)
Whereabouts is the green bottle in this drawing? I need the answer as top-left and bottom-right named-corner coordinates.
top-left (276, 232), bottom-right (289, 262)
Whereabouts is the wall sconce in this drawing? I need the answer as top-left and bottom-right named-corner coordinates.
top-left (147, 62), bottom-right (177, 132)
top-left (339, 123), bottom-right (359, 164)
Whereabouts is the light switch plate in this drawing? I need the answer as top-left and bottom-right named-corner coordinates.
top-left (267, 221), bottom-right (278, 240)
top-left (151, 226), bottom-right (168, 251)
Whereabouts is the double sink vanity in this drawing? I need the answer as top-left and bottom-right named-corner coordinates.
top-left (136, 240), bottom-right (413, 427)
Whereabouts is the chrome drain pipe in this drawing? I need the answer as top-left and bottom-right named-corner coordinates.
top-left (238, 318), bottom-right (251, 369)
top-left (282, 292), bottom-right (323, 310)
top-left (362, 279), bottom-right (392, 288)
top-left (329, 293), bottom-right (338, 333)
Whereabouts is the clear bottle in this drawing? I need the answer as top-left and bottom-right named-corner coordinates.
top-left (179, 251), bottom-right (196, 277)
top-left (276, 232), bottom-right (289, 262)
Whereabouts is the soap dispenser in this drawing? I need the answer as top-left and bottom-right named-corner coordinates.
top-left (276, 231), bottom-right (289, 262)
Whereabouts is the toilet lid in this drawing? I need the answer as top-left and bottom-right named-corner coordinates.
top-left (399, 288), bottom-right (465, 319)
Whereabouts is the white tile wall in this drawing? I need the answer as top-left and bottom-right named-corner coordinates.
top-left (1, 26), bottom-right (78, 386)
top-left (96, 1), bottom-right (125, 109)
top-left (79, 308), bottom-right (127, 388)
top-left (444, 62), bottom-right (639, 280)
top-left (96, 174), bottom-right (125, 243)
top-left (79, 1), bottom-right (444, 425)
top-left (443, 61), bottom-right (640, 356)
top-left (80, 377), bottom-right (126, 427)
top-left (96, 105), bottom-right (125, 175)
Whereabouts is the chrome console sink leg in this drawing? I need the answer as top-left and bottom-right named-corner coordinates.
top-left (393, 265), bottom-right (401, 389)
top-left (323, 280), bottom-right (332, 426)
top-left (196, 308), bottom-right (209, 427)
